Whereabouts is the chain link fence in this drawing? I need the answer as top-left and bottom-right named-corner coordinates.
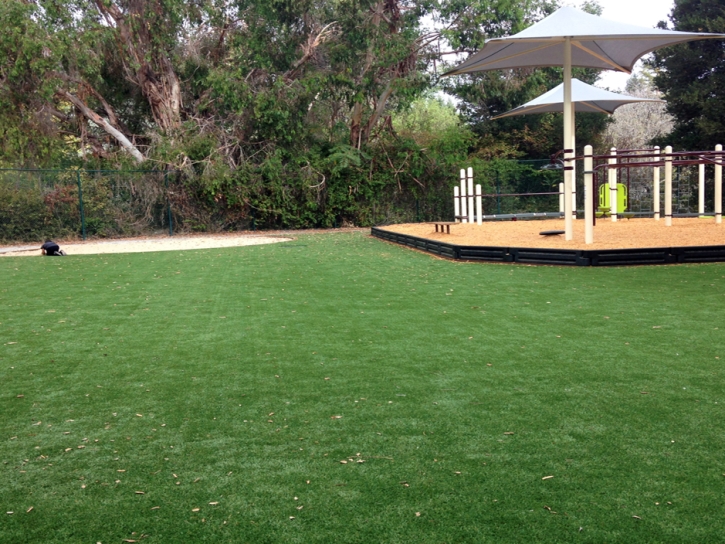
top-left (0, 169), bottom-right (174, 243)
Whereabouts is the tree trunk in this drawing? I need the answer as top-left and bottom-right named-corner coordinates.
top-left (94, 0), bottom-right (182, 133)
top-left (58, 90), bottom-right (145, 163)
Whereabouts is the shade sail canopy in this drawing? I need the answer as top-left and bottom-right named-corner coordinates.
top-left (492, 78), bottom-right (664, 119)
top-left (444, 7), bottom-right (725, 76)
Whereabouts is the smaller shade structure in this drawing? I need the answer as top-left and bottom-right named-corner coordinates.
top-left (492, 78), bottom-right (663, 119)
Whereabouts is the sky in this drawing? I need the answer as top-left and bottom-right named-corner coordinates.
top-left (594, 0), bottom-right (675, 90)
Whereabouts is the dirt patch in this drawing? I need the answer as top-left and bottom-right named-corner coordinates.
top-left (0, 233), bottom-right (293, 257)
top-left (381, 218), bottom-right (725, 250)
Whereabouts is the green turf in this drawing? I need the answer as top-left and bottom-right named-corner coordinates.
top-left (2, 232), bottom-right (725, 543)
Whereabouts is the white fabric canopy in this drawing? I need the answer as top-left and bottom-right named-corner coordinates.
top-left (443, 6), bottom-right (725, 240)
top-left (444, 7), bottom-right (724, 76)
top-left (492, 78), bottom-right (664, 119)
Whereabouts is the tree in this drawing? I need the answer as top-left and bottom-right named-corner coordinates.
top-left (651, 0), bottom-right (725, 150)
top-left (603, 71), bottom-right (674, 151)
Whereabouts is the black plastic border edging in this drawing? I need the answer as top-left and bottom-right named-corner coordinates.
top-left (370, 227), bottom-right (725, 267)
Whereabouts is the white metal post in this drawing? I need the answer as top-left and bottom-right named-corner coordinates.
top-left (653, 146), bottom-right (661, 220)
top-left (665, 146), bottom-right (673, 227)
top-left (571, 106), bottom-right (577, 220)
top-left (563, 37), bottom-right (573, 241)
top-left (559, 182), bottom-right (564, 214)
top-left (475, 184), bottom-right (482, 225)
top-left (454, 185), bottom-right (460, 223)
top-left (716, 144), bottom-right (722, 224)
top-left (467, 167), bottom-right (474, 224)
top-left (609, 147), bottom-right (617, 222)
top-left (584, 145), bottom-right (594, 244)
top-left (460, 170), bottom-right (467, 223)
top-left (699, 163), bottom-right (705, 216)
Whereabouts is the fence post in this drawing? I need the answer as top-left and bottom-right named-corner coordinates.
top-left (165, 171), bottom-right (173, 236)
top-left (496, 171), bottom-right (501, 215)
top-left (416, 198), bottom-right (420, 222)
top-left (76, 170), bottom-right (86, 240)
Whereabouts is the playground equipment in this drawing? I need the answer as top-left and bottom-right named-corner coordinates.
top-left (455, 145), bottom-right (724, 244)
top-left (453, 165), bottom-right (564, 222)
top-left (579, 145), bottom-right (725, 244)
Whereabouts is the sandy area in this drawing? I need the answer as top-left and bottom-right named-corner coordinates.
top-left (0, 233), bottom-right (293, 257)
top-left (381, 217), bottom-right (725, 250)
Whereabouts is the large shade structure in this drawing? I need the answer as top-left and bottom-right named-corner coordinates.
top-left (444, 6), bottom-right (725, 240)
top-left (491, 78), bottom-right (664, 119)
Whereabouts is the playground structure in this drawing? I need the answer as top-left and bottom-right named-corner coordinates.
top-left (453, 145), bottom-right (725, 244)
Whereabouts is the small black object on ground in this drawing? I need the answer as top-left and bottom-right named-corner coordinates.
top-left (539, 230), bottom-right (565, 236)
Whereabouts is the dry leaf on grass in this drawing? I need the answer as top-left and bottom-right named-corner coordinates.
top-left (503, 432), bottom-right (514, 435)
top-left (331, 415), bottom-right (342, 419)
top-left (192, 508), bottom-right (200, 512)
top-left (542, 475), bottom-right (554, 480)
top-left (135, 491), bottom-right (144, 495)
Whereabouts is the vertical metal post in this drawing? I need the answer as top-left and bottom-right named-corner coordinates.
top-left (165, 171), bottom-right (173, 236)
top-left (453, 186), bottom-right (460, 222)
top-left (716, 144), bottom-right (722, 224)
top-left (460, 169), bottom-right (467, 223)
top-left (584, 145), bottom-right (594, 244)
top-left (496, 171), bottom-right (501, 215)
top-left (475, 184), bottom-right (482, 225)
top-left (609, 147), bottom-right (617, 222)
top-left (467, 167), bottom-right (474, 224)
top-left (653, 146), bottom-right (660, 220)
top-left (562, 37), bottom-right (573, 240)
top-left (665, 146), bottom-right (673, 226)
top-left (76, 170), bottom-right (86, 240)
top-left (698, 163), bottom-right (705, 217)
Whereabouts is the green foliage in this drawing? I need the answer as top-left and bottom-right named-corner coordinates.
top-left (651, 0), bottom-right (725, 150)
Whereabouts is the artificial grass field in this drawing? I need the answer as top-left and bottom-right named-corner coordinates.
top-left (1, 231), bottom-right (725, 543)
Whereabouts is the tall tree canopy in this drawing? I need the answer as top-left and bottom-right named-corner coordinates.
top-left (651, 0), bottom-right (725, 150)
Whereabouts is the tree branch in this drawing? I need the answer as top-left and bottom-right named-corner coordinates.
top-left (57, 90), bottom-right (145, 163)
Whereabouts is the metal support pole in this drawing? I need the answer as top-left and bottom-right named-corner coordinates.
top-left (698, 163), bottom-right (705, 217)
top-left (716, 144), bottom-right (722, 224)
top-left (76, 170), bottom-right (86, 240)
top-left (460, 169), bottom-right (468, 223)
top-left (665, 146), bottom-right (673, 226)
top-left (609, 147), bottom-right (617, 222)
top-left (571, 105), bottom-right (577, 220)
top-left (165, 171), bottom-right (173, 236)
top-left (475, 184), bottom-right (482, 225)
top-left (454, 186), bottom-right (460, 222)
top-left (467, 167), bottom-right (474, 224)
top-left (653, 146), bottom-right (660, 220)
top-left (496, 171), bottom-right (501, 214)
top-left (563, 37), bottom-right (573, 240)
top-left (584, 145), bottom-right (594, 244)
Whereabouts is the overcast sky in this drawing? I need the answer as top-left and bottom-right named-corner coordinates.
top-left (593, 0), bottom-right (675, 90)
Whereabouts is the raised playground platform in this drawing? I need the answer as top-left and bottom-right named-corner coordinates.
top-left (372, 218), bottom-right (725, 266)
